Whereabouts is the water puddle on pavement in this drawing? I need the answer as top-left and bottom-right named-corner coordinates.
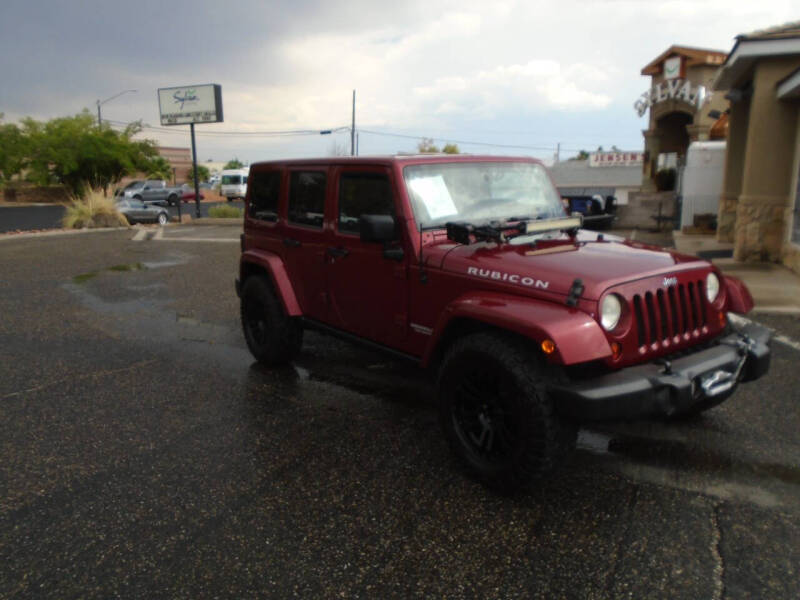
top-left (577, 427), bottom-right (800, 509)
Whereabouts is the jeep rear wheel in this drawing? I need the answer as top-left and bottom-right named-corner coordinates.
top-left (241, 276), bottom-right (302, 365)
top-left (437, 332), bottom-right (576, 490)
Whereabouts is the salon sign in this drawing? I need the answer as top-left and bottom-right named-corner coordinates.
top-left (634, 79), bottom-right (706, 117)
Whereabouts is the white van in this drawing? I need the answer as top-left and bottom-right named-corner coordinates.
top-left (220, 168), bottom-right (249, 202)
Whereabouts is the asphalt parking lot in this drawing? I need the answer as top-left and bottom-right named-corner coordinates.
top-left (1, 225), bottom-right (800, 598)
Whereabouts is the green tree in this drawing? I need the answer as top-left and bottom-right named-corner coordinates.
top-left (417, 138), bottom-right (439, 153)
top-left (186, 165), bottom-right (210, 185)
top-left (0, 114), bottom-right (28, 185)
top-left (145, 156), bottom-right (172, 181)
top-left (23, 111), bottom-right (157, 195)
top-left (441, 143), bottom-right (460, 154)
top-left (569, 150), bottom-right (590, 161)
top-left (224, 158), bottom-right (244, 169)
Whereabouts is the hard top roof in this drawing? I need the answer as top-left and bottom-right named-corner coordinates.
top-left (249, 154), bottom-right (544, 169)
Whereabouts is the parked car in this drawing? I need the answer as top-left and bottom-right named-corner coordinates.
top-left (562, 194), bottom-right (617, 230)
top-left (118, 180), bottom-right (185, 206)
top-left (236, 155), bottom-right (771, 491)
top-left (180, 184), bottom-right (205, 203)
top-left (116, 198), bottom-right (170, 225)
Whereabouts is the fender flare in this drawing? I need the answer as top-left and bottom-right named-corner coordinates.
top-left (422, 291), bottom-right (612, 367)
top-left (723, 274), bottom-right (754, 314)
top-left (240, 249), bottom-right (302, 316)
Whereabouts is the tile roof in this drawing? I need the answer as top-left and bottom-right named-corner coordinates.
top-left (641, 45), bottom-right (727, 76)
top-left (738, 20), bottom-right (800, 41)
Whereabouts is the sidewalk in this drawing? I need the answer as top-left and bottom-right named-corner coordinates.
top-left (673, 232), bottom-right (800, 315)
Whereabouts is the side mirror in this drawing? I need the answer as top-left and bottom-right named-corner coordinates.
top-left (360, 214), bottom-right (396, 243)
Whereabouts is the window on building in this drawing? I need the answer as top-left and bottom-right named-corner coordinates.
top-left (338, 173), bottom-right (393, 234)
top-left (248, 171), bottom-right (281, 222)
top-left (288, 171), bottom-right (326, 228)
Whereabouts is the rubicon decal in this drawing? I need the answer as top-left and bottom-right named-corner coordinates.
top-left (467, 267), bottom-right (549, 289)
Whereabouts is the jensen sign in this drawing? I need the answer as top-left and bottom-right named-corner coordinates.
top-left (158, 84), bottom-right (223, 125)
top-left (634, 79), bottom-right (706, 117)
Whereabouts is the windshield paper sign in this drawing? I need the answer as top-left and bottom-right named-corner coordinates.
top-left (408, 175), bottom-right (458, 220)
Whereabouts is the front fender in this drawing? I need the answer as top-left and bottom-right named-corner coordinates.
top-left (723, 275), bottom-right (754, 314)
top-left (423, 291), bottom-right (612, 366)
top-left (240, 249), bottom-right (302, 316)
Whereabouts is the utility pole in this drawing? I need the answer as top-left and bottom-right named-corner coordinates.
top-left (351, 90), bottom-right (356, 156)
top-left (556, 142), bottom-right (561, 163)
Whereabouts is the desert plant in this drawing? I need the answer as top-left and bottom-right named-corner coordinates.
top-left (62, 187), bottom-right (129, 229)
top-left (208, 204), bottom-right (243, 218)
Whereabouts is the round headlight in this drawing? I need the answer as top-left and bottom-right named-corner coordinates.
top-left (706, 272), bottom-right (720, 303)
top-left (600, 294), bottom-right (622, 331)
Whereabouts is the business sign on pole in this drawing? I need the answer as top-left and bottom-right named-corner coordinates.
top-left (158, 84), bottom-right (223, 125)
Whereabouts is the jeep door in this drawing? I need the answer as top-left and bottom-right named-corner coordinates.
top-left (326, 166), bottom-right (409, 347)
top-left (282, 168), bottom-right (329, 319)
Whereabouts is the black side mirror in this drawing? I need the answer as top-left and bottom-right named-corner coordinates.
top-left (360, 214), bottom-right (396, 243)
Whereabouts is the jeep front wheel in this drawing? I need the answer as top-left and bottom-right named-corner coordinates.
top-left (240, 276), bottom-right (302, 365)
top-left (437, 332), bottom-right (576, 490)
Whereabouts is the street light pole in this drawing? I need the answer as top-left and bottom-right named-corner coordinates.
top-left (96, 89), bottom-right (137, 127)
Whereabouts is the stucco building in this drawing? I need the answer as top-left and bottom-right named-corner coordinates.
top-left (637, 46), bottom-right (729, 190)
top-left (713, 21), bottom-right (800, 274)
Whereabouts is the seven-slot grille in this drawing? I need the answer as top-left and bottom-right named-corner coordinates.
top-left (632, 278), bottom-right (708, 349)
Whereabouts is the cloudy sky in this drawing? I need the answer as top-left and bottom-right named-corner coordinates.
top-left (1, 0), bottom-right (797, 164)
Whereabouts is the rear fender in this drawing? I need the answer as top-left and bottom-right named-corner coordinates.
top-left (240, 249), bottom-right (302, 316)
top-left (423, 291), bottom-right (611, 367)
top-left (723, 275), bottom-right (754, 314)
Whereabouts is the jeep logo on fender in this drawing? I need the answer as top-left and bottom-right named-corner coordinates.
top-left (467, 267), bottom-right (549, 289)
top-left (663, 276), bottom-right (678, 287)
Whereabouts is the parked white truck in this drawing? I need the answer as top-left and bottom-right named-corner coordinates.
top-left (220, 168), bottom-right (249, 202)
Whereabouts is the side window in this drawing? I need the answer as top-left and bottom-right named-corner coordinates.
top-left (338, 173), bottom-right (393, 234)
top-left (288, 171), bottom-right (326, 229)
top-left (248, 171), bottom-right (281, 222)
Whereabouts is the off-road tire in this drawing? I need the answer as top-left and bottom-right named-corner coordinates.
top-left (240, 276), bottom-right (302, 365)
top-left (437, 332), bottom-right (576, 490)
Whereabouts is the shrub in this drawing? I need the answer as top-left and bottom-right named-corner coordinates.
top-left (62, 188), bottom-right (129, 229)
top-left (208, 204), bottom-right (243, 218)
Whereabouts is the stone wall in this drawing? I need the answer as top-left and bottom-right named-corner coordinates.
top-left (733, 194), bottom-right (792, 262)
top-left (2, 185), bottom-right (70, 204)
top-left (615, 191), bottom-right (677, 229)
top-left (784, 242), bottom-right (800, 275)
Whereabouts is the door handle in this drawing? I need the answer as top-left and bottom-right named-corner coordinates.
top-left (326, 246), bottom-right (349, 258)
top-left (283, 238), bottom-right (301, 247)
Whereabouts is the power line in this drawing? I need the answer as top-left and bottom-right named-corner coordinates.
top-left (105, 119), bottom-right (350, 138)
top-left (105, 119), bottom-right (609, 154)
top-left (358, 128), bottom-right (569, 152)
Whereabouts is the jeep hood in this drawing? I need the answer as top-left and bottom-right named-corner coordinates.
top-left (430, 235), bottom-right (710, 300)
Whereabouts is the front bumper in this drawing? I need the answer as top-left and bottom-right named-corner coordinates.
top-left (549, 321), bottom-right (771, 420)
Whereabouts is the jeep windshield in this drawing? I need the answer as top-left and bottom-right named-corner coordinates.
top-left (403, 161), bottom-right (565, 230)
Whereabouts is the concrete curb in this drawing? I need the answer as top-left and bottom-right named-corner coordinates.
top-left (0, 226), bottom-right (131, 241)
top-left (188, 218), bottom-right (243, 226)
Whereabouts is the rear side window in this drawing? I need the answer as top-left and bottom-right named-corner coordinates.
top-left (248, 171), bottom-right (281, 222)
top-left (288, 171), bottom-right (326, 229)
top-left (338, 173), bottom-right (393, 234)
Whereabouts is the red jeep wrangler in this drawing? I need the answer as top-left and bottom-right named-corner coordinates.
top-left (236, 155), bottom-right (771, 489)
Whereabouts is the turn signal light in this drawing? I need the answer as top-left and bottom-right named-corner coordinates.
top-left (611, 342), bottom-right (622, 360)
top-left (541, 339), bottom-right (556, 355)
top-left (718, 311), bottom-right (726, 327)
